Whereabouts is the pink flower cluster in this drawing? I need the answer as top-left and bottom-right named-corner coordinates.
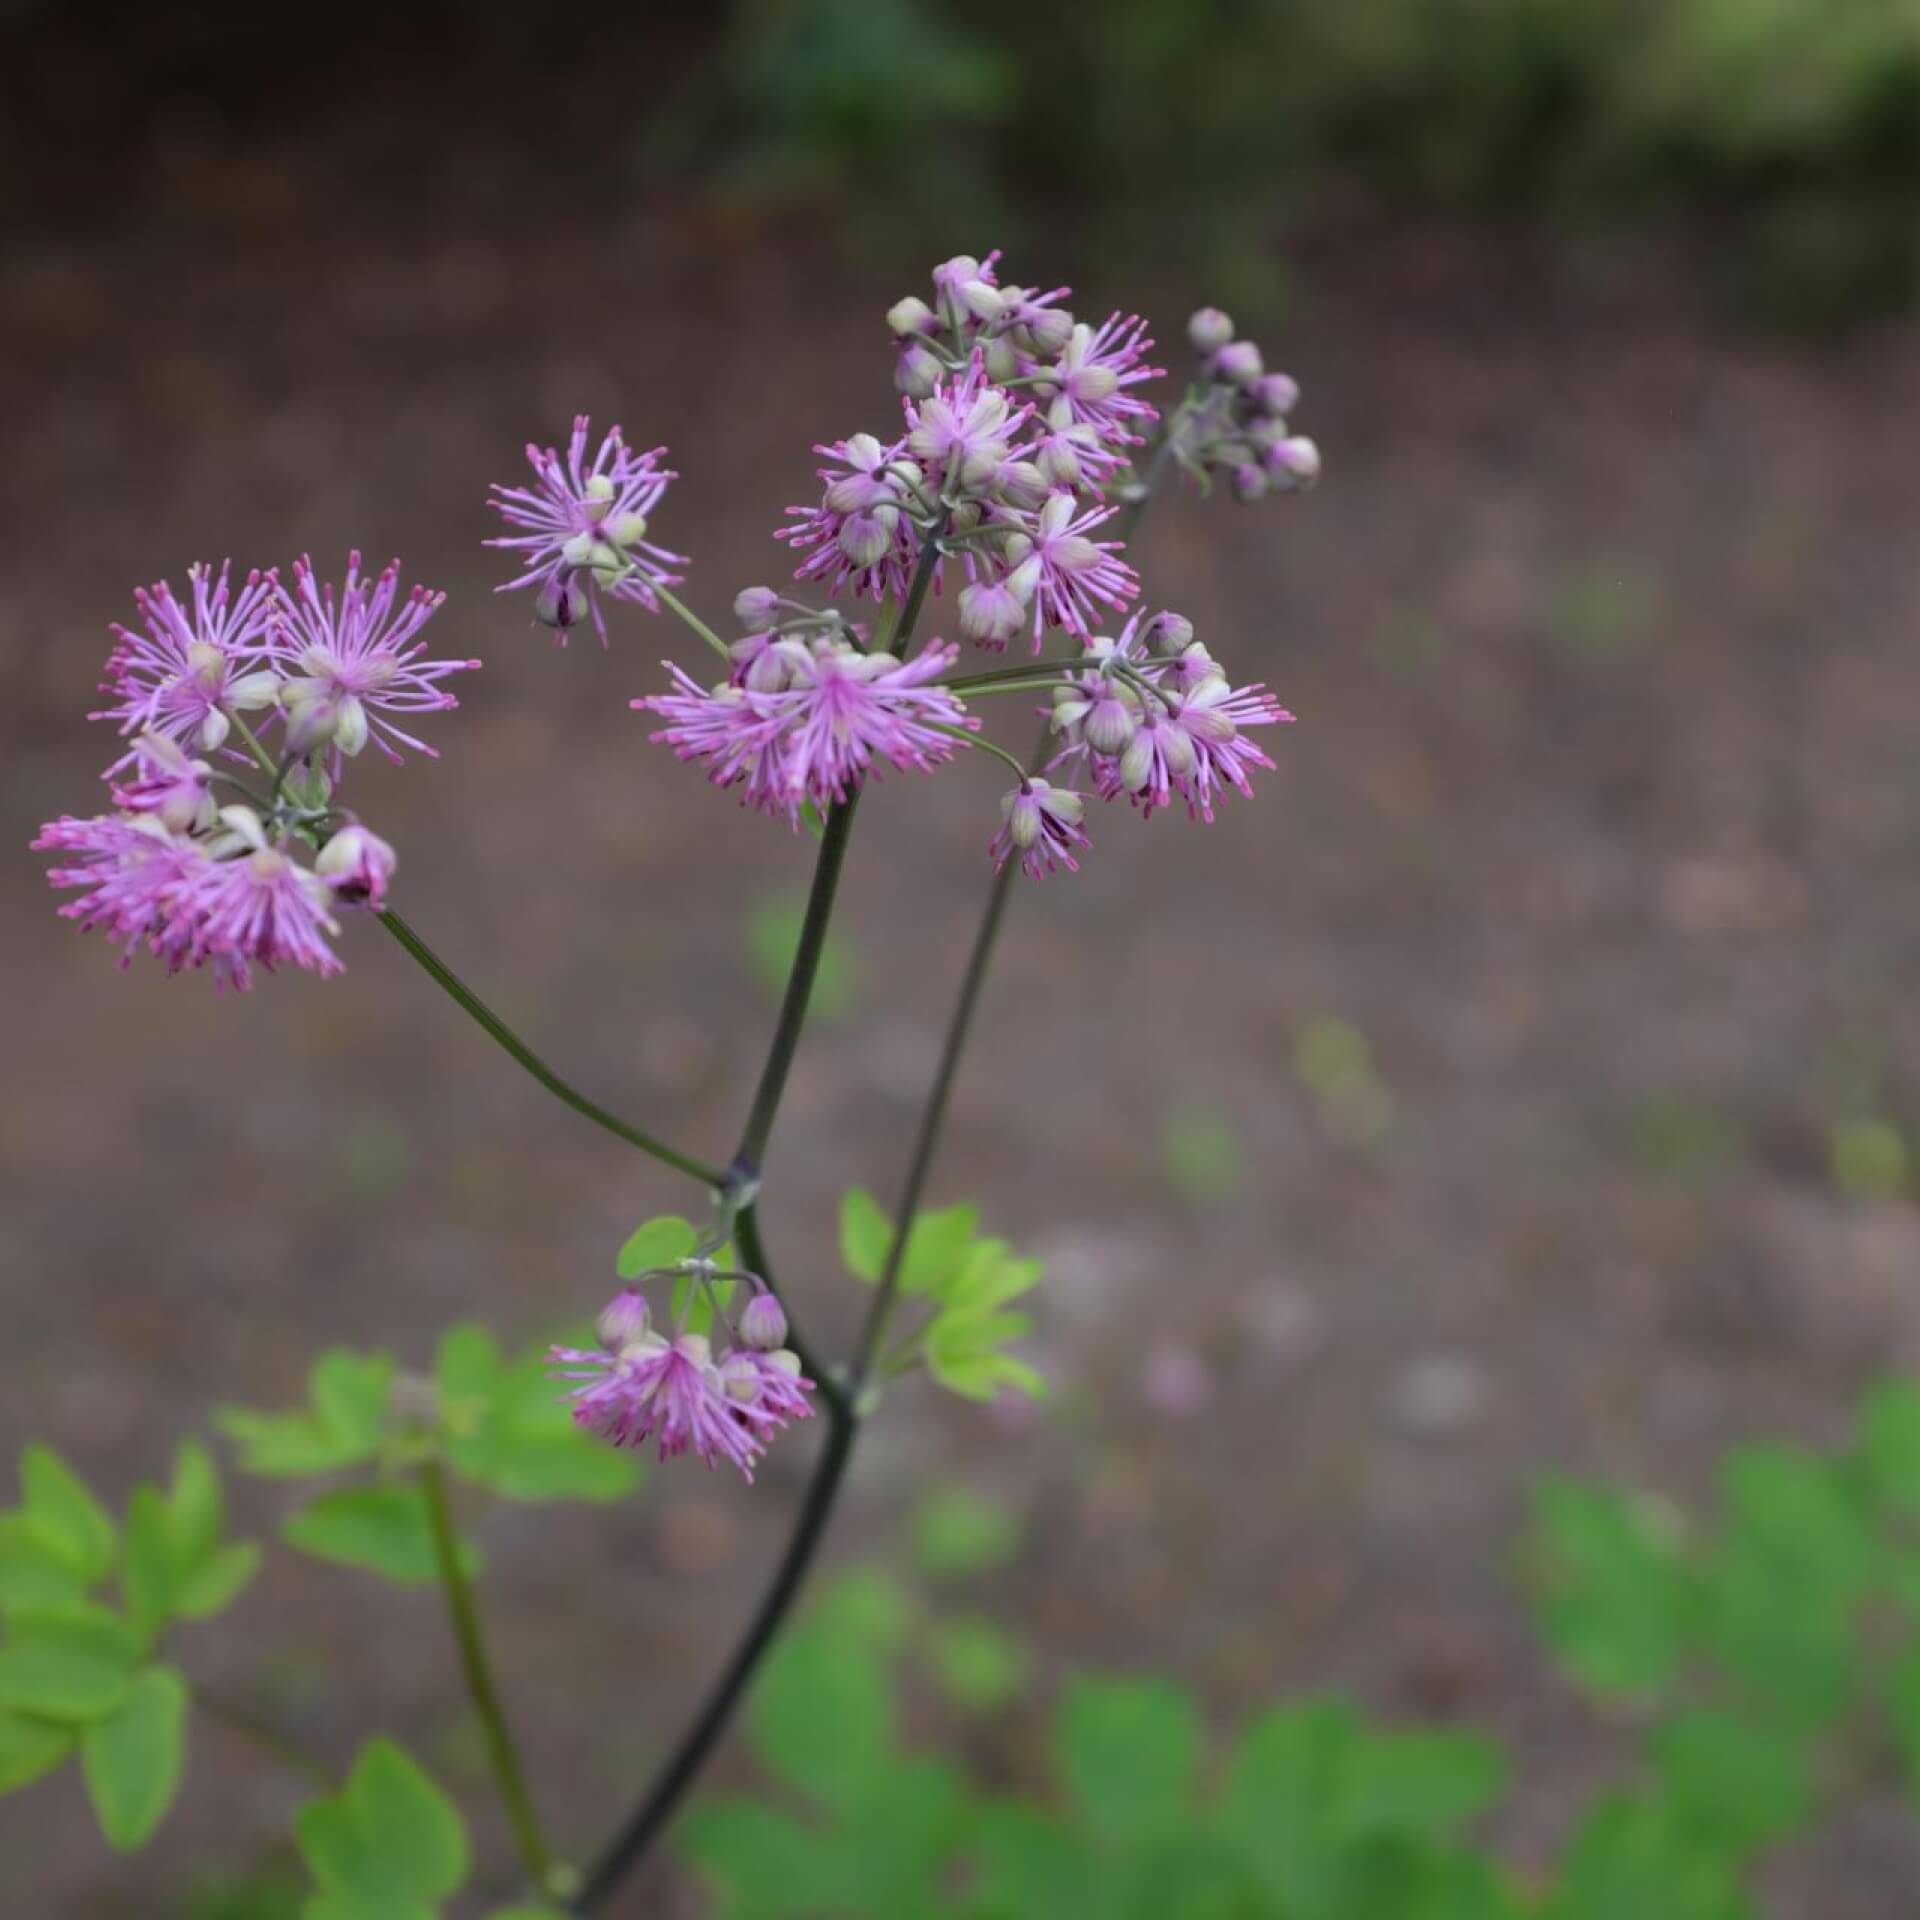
top-left (36, 554), bottom-right (471, 987)
top-left (551, 1285), bottom-right (814, 1482)
top-left (778, 252), bottom-right (1164, 651)
top-left (1048, 611), bottom-right (1295, 822)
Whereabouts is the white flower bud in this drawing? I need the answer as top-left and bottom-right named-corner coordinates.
top-left (316, 823), bottom-right (398, 908)
top-left (585, 474), bottom-right (617, 504)
top-left (740, 1292), bottom-right (789, 1352)
top-left (1212, 340), bottom-right (1264, 387)
top-left (611, 512), bottom-right (649, 547)
top-left (733, 586), bottom-right (781, 627)
top-left (887, 295), bottom-right (935, 337)
top-left (894, 342), bottom-right (942, 399)
top-left (1188, 307), bottom-right (1235, 353)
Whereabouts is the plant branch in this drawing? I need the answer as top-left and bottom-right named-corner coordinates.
top-left (571, 1406), bottom-right (857, 1912)
top-left (378, 909), bottom-right (722, 1188)
top-left (421, 1459), bottom-right (556, 1893)
top-left (655, 584), bottom-right (733, 664)
top-left (728, 793), bottom-right (861, 1179)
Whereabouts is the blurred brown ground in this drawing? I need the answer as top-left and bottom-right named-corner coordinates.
top-left (4, 13), bottom-right (1920, 1916)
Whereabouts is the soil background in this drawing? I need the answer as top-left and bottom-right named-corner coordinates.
top-left (4, 13), bottom-right (1920, 1915)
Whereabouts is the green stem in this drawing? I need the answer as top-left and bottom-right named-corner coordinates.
top-left (421, 1459), bottom-right (556, 1892)
top-left (881, 513), bottom-right (947, 656)
top-left (655, 584), bottom-right (733, 664)
top-left (729, 793), bottom-right (861, 1178)
top-left (931, 721), bottom-right (1030, 784)
top-left (378, 909), bottom-right (722, 1188)
top-left (228, 712), bottom-right (282, 783)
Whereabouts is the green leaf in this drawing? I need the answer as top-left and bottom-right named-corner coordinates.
top-left (969, 1801), bottom-right (1095, 1916)
top-left (219, 1351), bottom-right (394, 1479)
top-left (433, 1325), bottom-right (502, 1415)
top-left (1219, 1699), bottom-right (1356, 1908)
top-left (830, 1756), bottom-right (970, 1914)
top-left (445, 1339), bottom-right (639, 1505)
top-left (0, 1514), bottom-right (91, 1610)
top-left (122, 1488), bottom-right (177, 1638)
top-left (168, 1441), bottom-right (225, 1571)
top-left (0, 1606), bottom-right (145, 1721)
top-left (81, 1664), bottom-right (188, 1849)
top-left (1345, 1727), bottom-right (1507, 1840)
top-left (173, 1543), bottom-right (263, 1621)
top-left (1545, 1794), bottom-right (1751, 1920)
top-left (838, 1188), bottom-right (891, 1283)
top-left (0, 1709), bottom-right (75, 1792)
top-left (1527, 1477), bottom-right (1692, 1701)
top-left (615, 1216), bottom-right (698, 1280)
top-left (1858, 1381), bottom-right (1920, 1514)
top-left (1882, 1649), bottom-right (1920, 1801)
top-left (22, 1447), bottom-right (116, 1584)
top-left (1057, 1676), bottom-right (1201, 1841)
top-left (282, 1487), bottom-right (473, 1587)
top-left (670, 1271), bottom-right (739, 1343)
top-left (1650, 1710), bottom-right (1810, 1858)
top-left (679, 1800), bottom-right (841, 1920)
top-left (939, 1239), bottom-right (1042, 1316)
top-left (308, 1352), bottom-right (395, 1457)
top-left (925, 1308), bottom-right (1045, 1403)
top-left (913, 1487), bottom-right (1020, 1579)
top-left (296, 1738), bottom-right (470, 1911)
top-left (927, 1617), bottom-right (1027, 1714)
top-left (749, 1626), bottom-right (892, 1810)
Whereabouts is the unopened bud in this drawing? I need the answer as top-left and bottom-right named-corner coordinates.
top-left (1265, 435), bottom-right (1321, 491)
top-left (983, 333), bottom-right (1022, 384)
top-left (1230, 462), bottom-right (1269, 504)
top-left (1143, 611), bottom-right (1195, 654)
top-left (1024, 306), bottom-right (1076, 357)
top-left (596, 1289), bottom-right (651, 1349)
top-left (1187, 307), bottom-right (1235, 354)
top-left (887, 295), bottom-right (936, 337)
top-left (894, 341), bottom-right (943, 400)
top-left (585, 473), bottom-right (617, 504)
top-left (280, 680), bottom-right (344, 754)
top-left (733, 586), bottom-right (781, 627)
top-left (535, 573), bottom-right (589, 630)
top-left (740, 1292), bottom-right (789, 1352)
top-left (1212, 340), bottom-right (1264, 387)
top-left (315, 824), bottom-right (398, 908)
top-left (1249, 372), bottom-right (1300, 417)
top-left (610, 512), bottom-right (649, 547)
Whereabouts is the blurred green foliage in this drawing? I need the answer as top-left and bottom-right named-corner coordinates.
top-left (661, 0), bottom-right (1920, 325)
top-left (685, 1379), bottom-right (1920, 1915)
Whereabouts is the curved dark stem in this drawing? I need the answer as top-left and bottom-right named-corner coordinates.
top-left (571, 1406), bottom-right (857, 1913)
top-left (379, 910), bottom-right (723, 1188)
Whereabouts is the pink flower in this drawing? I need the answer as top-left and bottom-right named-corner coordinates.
top-left (270, 554), bottom-right (476, 767)
top-left (173, 808), bottom-right (343, 986)
top-left (903, 355), bottom-right (1030, 492)
top-left (1168, 671), bottom-right (1294, 821)
top-left (552, 1332), bottom-right (766, 1479)
top-left (91, 563), bottom-right (281, 760)
top-left (34, 812), bottom-right (204, 965)
top-left (314, 824), bottom-right (398, 909)
top-left (1004, 493), bottom-right (1138, 646)
top-left (990, 779), bottom-right (1088, 879)
top-left (1042, 313), bottom-right (1162, 447)
top-left (779, 433), bottom-right (924, 605)
top-left (639, 639), bottom-right (976, 822)
top-left (108, 734), bottom-right (217, 833)
top-left (487, 416), bottom-right (688, 645)
top-left (718, 1349), bottom-right (816, 1440)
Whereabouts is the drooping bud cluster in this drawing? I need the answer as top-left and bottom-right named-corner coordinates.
top-left (550, 1277), bottom-right (814, 1481)
top-left (35, 555), bottom-right (470, 987)
top-left (1168, 309), bottom-right (1320, 505)
top-left (487, 415), bottom-right (688, 646)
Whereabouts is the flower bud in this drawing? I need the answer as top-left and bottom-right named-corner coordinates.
top-left (720, 1355), bottom-right (764, 1405)
top-left (1249, 372), bottom-right (1301, 417)
top-left (733, 585), bottom-right (781, 627)
top-left (993, 459), bottom-right (1050, 511)
top-left (1119, 730), bottom-right (1157, 793)
top-left (316, 824), bottom-right (397, 908)
top-left (1230, 462), bottom-right (1269, 504)
top-left (1024, 307), bottom-right (1076, 357)
top-left (894, 341), bottom-right (942, 400)
top-left (887, 295), bottom-right (936, 337)
top-left (1143, 610), bottom-right (1195, 654)
top-left (280, 679), bottom-right (345, 754)
top-left (837, 506), bottom-right (898, 569)
top-left (535, 573), bottom-right (589, 630)
top-left (585, 473), bottom-right (617, 504)
top-left (610, 511), bottom-right (650, 547)
top-left (1188, 307), bottom-right (1235, 353)
top-left (596, 1288), bottom-right (651, 1349)
top-left (1212, 340), bottom-right (1264, 387)
top-left (983, 333), bottom-right (1022, 384)
top-left (1265, 435), bottom-right (1321, 491)
top-left (959, 279), bottom-right (1006, 323)
top-left (740, 1291), bottom-right (789, 1352)
top-left (1083, 691), bottom-right (1139, 756)
top-left (959, 578), bottom-right (1027, 646)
